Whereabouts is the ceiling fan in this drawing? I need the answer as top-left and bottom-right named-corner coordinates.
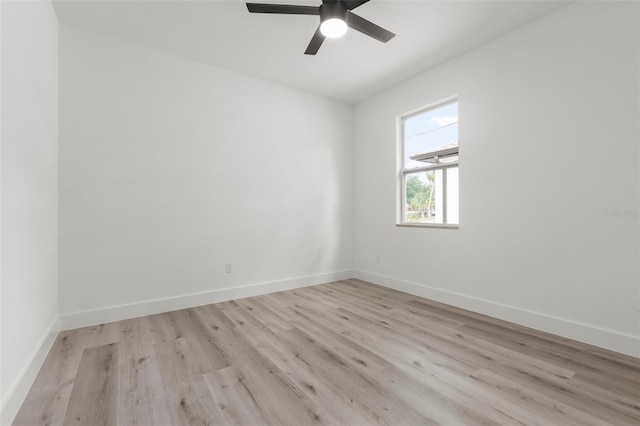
top-left (246, 0), bottom-right (395, 55)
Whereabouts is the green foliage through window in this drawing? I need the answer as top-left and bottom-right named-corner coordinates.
top-left (405, 173), bottom-right (435, 221)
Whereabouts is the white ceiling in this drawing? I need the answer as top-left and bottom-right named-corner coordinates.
top-left (52, 0), bottom-right (569, 104)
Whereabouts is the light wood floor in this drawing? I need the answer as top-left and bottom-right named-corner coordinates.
top-left (14, 279), bottom-right (640, 425)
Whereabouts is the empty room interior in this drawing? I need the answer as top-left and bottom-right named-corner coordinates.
top-left (1, 0), bottom-right (639, 425)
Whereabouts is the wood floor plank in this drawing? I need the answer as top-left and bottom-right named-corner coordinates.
top-left (266, 290), bottom-right (483, 377)
top-left (143, 312), bottom-right (182, 344)
top-left (167, 308), bottom-right (228, 373)
top-left (290, 288), bottom-right (573, 384)
top-left (194, 304), bottom-right (330, 425)
top-left (283, 290), bottom-right (638, 423)
top-left (334, 303), bottom-right (577, 380)
top-left (154, 337), bottom-right (226, 426)
top-left (13, 329), bottom-right (96, 426)
top-left (255, 340), bottom-right (386, 425)
top-left (62, 342), bottom-right (119, 426)
top-left (309, 284), bottom-right (396, 312)
top-left (235, 297), bottom-right (295, 333)
top-left (247, 298), bottom-right (391, 375)
top-left (117, 318), bottom-right (172, 426)
top-left (15, 279), bottom-right (640, 426)
top-left (214, 302), bottom-right (373, 425)
top-left (459, 322), bottom-right (640, 394)
top-left (202, 367), bottom-right (269, 425)
top-left (276, 327), bottom-right (434, 425)
top-left (331, 302), bottom-right (576, 382)
top-left (408, 296), bottom-right (637, 368)
top-left (342, 279), bottom-right (416, 304)
top-left (469, 368), bottom-right (616, 426)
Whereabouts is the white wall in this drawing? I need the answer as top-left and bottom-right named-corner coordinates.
top-left (353, 1), bottom-right (639, 356)
top-left (0, 0), bottom-right (59, 422)
top-left (58, 26), bottom-right (353, 321)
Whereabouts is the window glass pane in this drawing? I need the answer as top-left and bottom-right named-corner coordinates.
top-left (404, 170), bottom-right (442, 224)
top-left (446, 167), bottom-right (459, 224)
top-left (434, 169), bottom-right (443, 223)
top-left (404, 102), bottom-right (458, 168)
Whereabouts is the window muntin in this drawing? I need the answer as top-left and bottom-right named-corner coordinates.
top-left (399, 100), bottom-right (459, 226)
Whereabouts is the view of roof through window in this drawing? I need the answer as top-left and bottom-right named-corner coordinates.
top-left (404, 101), bottom-right (458, 169)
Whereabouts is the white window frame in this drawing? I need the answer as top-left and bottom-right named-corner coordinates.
top-left (397, 97), bottom-right (459, 229)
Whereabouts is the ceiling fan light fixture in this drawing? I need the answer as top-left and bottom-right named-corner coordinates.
top-left (320, 18), bottom-right (347, 38)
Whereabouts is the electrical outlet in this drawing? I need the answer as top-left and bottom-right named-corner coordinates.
top-left (225, 263), bottom-right (232, 273)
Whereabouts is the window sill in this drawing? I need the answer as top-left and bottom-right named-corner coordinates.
top-left (396, 223), bottom-right (459, 230)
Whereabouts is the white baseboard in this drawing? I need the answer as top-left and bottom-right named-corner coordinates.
top-left (60, 270), bottom-right (354, 330)
top-left (353, 269), bottom-right (640, 358)
top-left (1, 315), bottom-right (60, 426)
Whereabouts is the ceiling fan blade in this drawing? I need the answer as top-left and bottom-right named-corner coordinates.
top-left (343, 0), bottom-right (370, 10)
top-left (304, 26), bottom-right (325, 55)
top-left (246, 3), bottom-right (320, 15)
top-left (347, 11), bottom-right (395, 43)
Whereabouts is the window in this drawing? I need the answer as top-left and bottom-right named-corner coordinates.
top-left (398, 99), bottom-right (459, 226)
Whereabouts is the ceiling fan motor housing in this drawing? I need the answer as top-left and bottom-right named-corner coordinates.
top-left (320, 1), bottom-right (348, 22)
